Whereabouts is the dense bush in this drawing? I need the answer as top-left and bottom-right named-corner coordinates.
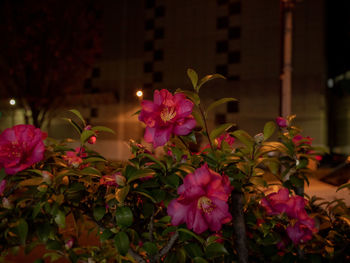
top-left (0, 69), bottom-right (349, 263)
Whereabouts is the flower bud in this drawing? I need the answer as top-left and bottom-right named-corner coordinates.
top-left (254, 133), bottom-right (264, 144)
top-left (42, 171), bottom-right (53, 184)
top-left (88, 135), bottom-right (97, 144)
top-left (276, 117), bottom-right (287, 128)
top-left (115, 173), bottom-right (126, 186)
top-left (2, 197), bottom-right (12, 209)
top-left (65, 238), bottom-right (74, 250)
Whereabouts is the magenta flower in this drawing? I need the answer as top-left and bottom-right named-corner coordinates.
top-left (138, 89), bottom-right (196, 148)
top-left (167, 164), bottom-right (232, 234)
top-left (276, 117), bottom-right (287, 128)
top-left (0, 180), bottom-right (6, 195)
top-left (100, 173), bottom-right (120, 187)
top-left (63, 147), bottom-right (87, 168)
top-left (216, 133), bottom-right (235, 149)
top-left (0, 125), bottom-right (47, 175)
top-left (261, 187), bottom-right (318, 245)
top-left (292, 135), bottom-right (312, 146)
top-left (286, 221), bottom-right (316, 244)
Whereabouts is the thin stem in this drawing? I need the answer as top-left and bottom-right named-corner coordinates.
top-left (154, 231), bottom-right (179, 262)
top-left (198, 103), bottom-right (214, 152)
top-left (128, 248), bottom-right (147, 263)
top-left (149, 210), bottom-right (155, 242)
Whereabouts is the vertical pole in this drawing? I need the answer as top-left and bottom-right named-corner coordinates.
top-left (281, 1), bottom-right (294, 118)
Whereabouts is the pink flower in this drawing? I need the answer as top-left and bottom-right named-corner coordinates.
top-left (100, 173), bottom-right (120, 187)
top-left (0, 180), bottom-right (6, 195)
top-left (167, 164), bottom-right (232, 234)
top-left (260, 188), bottom-right (291, 216)
top-left (0, 125), bottom-right (47, 175)
top-left (216, 133), bottom-right (235, 149)
top-left (292, 135), bottom-right (312, 146)
top-left (276, 117), bottom-right (287, 128)
top-left (286, 221), bottom-right (316, 244)
top-left (65, 238), bottom-right (74, 250)
top-left (63, 147), bottom-right (87, 168)
top-left (138, 89), bottom-right (196, 148)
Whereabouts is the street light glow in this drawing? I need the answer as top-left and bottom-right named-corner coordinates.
top-left (136, 90), bottom-right (143, 97)
top-left (9, 99), bottom-right (16, 106)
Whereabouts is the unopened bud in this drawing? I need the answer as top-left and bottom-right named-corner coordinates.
top-left (254, 133), bottom-right (264, 144)
top-left (115, 173), bottom-right (126, 186)
top-left (65, 238), bottom-right (74, 250)
top-left (2, 197), bottom-right (12, 209)
top-left (42, 171), bottom-right (53, 184)
top-left (88, 136), bottom-right (97, 144)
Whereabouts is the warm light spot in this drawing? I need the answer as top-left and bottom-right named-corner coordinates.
top-left (160, 107), bottom-right (176, 122)
top-left (9, 99), bottom-right (16, 106)
top-left (136, 90), bottom-right (143, 97)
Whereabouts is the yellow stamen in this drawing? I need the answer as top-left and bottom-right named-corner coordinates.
top-left (197, 196), bottom-right (215, 214)
top-left (160, 107), bottom-right (176, 122)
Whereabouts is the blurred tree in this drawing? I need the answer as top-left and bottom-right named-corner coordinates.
top-left (0, 0), bottom-right (102, 128)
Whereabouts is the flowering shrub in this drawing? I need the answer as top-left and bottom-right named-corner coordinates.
top-left (0, 70), bottom-right (349, 263)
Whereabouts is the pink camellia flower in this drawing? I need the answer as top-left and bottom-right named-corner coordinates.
top-left (63, 147), bottom-right (87, 168)
top-left (167, 164), bottom-right (232, 234)
top-left (276, 117), bottom-right (287, 128)
top-left (216, 133), bottom-right (235, 149)
top-left (0, 124), bottom-right (47, 175)
top-left (260, 188), bottom-right (291, 216)
top-left (138, 89), bottom-right (196, 148)
top-left (286, 221), bottom-right (316, 244)
top-left (100, 172), bottom-right (121, 187)
top-left (292, 135), bottom-right (312, 146)
top-left (0, 180), bottom-right (6, 195)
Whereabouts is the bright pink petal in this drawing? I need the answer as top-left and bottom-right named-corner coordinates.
top-left (167, 199), bottom-right (191, 226)
top-left (204, 198), bottom-right (232, 231)
top-left (173, 117), bottom-right (196, 135)
top-left (191, 208), bottom-right (209, 234)
top-left (153, 127), bottom-right (172, 147)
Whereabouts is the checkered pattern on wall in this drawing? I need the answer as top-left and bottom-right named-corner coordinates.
top-left (143, 0), bottom-right (165, 99)
top-left (215, 0), bottom-right (241, 81)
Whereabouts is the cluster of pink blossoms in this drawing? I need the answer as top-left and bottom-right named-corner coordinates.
top-left (63, 147), bottom-right (87, 168)
top-left (138, 89), bottom-right (196, 148)
top-left (0, 124), bottom-right (47, 175)
top-left (167, 164), bottom-right (232, 234)
top-left (261, 188), bottom-right (318, 245)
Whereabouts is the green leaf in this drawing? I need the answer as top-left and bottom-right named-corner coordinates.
top-left (187, 68), bottom-right (198, 90)
top-left (206, 98), bottom-right (237, 115)
top-left (177, 89), bottom-right (200, 105)
top-left (80, 166), bottom-right (101, 176)
top-left (54, 210), bottom-right (66, 228)
top-left (182, 132), bottom-right (197, 144)
top-left (114, 231), bottom-right (130, 256)
top-left (139, 153), bottom-right (166, 171)
top-left (45, 240), bottom-right (62, 251)
top-left (197, 74), bottom-right (226, 91)
top-left (37, 223), bottom-right (51, 243)
top-left (91, 126), bottom-right (116, 134)
top-left (0, 168), bottom-right (6, 181)
top-left (250, 176), bottom-right (267, 187)
top-left (115, 185), bottom-right (130, 203)
top-left (128, 169), bottom-right (155, 183)
top-left (18, 177), bottom-right (44, 187)
top-left (69, 109), bottom-right (86, 126)
top-left (290, 175), bottom-right (304, 188)
top-left (263, 121), bottom-right (276, 141)
top-left (209, 123), bottom-right (234, 142)
top-left (116, 206), bottom-right (133, 228)
top-left (193, 257), bottom-right (208, 263)
top-left (205, 243), bottom-right (228, 258)
top-left (83, 157), bottom-right (106, 163)
top-left (337, 183), bottom-right (350, 192)
top-left (62, 118), bottom-right (82, 135)
top-left (100, 229), bottom-right (113, 241)
top-left (142, 241), bottom-right (158, 256)
top-left (80, 130), bottom-right (95, 144)
top-left (232, 130), bottom-right (255, 148)
top-left (32, 202), bottom-right (42, 219)
top-left (178, 228), bottom-right (205, 244)
top-left (16, 219), bottom-right (28, 245)
top-left (192, 110), bottom-right (204, 129)
top-left (134, 190), bottom-right (157, 203)
top-left (184, 243), bottom-right (204, 258)
top-left (93, 207), bottom-right (106, 221)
